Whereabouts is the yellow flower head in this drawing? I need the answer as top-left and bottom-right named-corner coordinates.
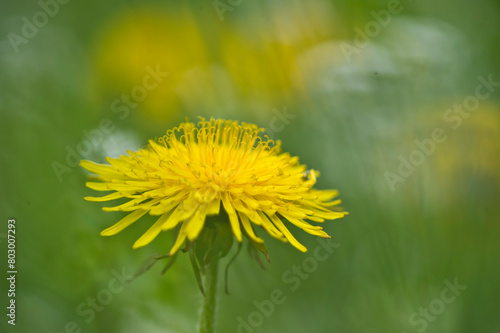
top-left (80, 118), bottom-right (346, 256)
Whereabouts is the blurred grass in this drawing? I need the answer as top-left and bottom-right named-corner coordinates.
top-left (1, 0), bottom-right (499, 332)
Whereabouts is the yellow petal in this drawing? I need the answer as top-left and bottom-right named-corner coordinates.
top-left (161, 200), bottom-right (197, 231)
top-left (310, 209), bottom-right (346, 220)
top-left (206, 197), bottom-right (221, 215)
top-left (80, 160), bottom-right (123, 178)
top-left (100, 210), bottom-right (148, 236)
top-left (169, 223), bottom-right (188, 255)
top-left (84, 192), bottom-right (126, 202)
top-left (221, 191), bottom-right (242, 242)
top-left (102, 197), bottom-right (147, 212)
top-left (269, 214), bottom-right (307, 252)
top-left (238, 211), bottom-right (264, 244)
top-left (149, 189), bottom-right (190, 215)
top-left (132, 214), bottom-right (170, 249)
top-left (280, 213), bottom-right (330, 238)
top-left (186, 205), bottom-right (208, 241)
top-left (86, 182), bottom-right (151, 192)
top-left (256, 211), bottom-right (284, 240)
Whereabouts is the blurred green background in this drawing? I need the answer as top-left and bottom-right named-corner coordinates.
top-left (1, 0), bottom-right (499, 332)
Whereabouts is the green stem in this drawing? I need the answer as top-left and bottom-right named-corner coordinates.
top-left (197, 257), bottom-right (219, 333)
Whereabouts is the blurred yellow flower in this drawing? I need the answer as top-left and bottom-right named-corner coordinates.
top-left (91, 5), bottom-right (209, 120)
top-left (80, 118), bottom-right (346, 254)
top-left (89, 2), bottom-right (343, 121)
top-left (218, 0), bottom-right (340, 112)
top-left (434, 103), bottom-right (500, 182)
top-left (221, 31), bottom-right (297, 103)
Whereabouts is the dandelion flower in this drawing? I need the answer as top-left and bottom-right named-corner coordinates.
top-left (80, 118), bottom-right (346, 255)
